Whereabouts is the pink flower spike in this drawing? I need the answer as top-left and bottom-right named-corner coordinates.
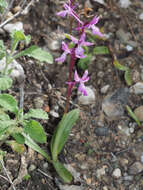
top-left (91, 25), bottom-right (104, 37)
top-left (55, 52), bottom-right (67, 63)
top-left (74, 70), bottom-right (90, 96)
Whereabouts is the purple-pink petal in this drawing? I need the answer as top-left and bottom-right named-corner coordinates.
top-left (81, 70), bottom-right (90, 82)
top-left (78, 83), bottom-right (88, 96)
top-left (69, 35), bottom-right (78, 44)
top-left (75, 46), bottom-right (85, 58)
top-left (55, 52), bottom-right (67, 63)
top-left (89, 16), bottom-right (99, 26)
top-left (74, 70), bottom-right (80, 82)
top-left (91, 25), bottom-right (104, 37)
top-left (62, 42), bottom-right (71, 53)
top-left (56, 10), bottom-right (68, 17)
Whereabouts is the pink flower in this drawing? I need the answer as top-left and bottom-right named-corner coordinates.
top-left (69, 33), bottom-right (94, 58)
top-left (77, 16), bottom-right (104, 37)
top-left (55, 42), bottom-right (71, 63)
top-left (74, 70), bottom-right (90, 96)
top-left (57, 0), bottom-right (83, 24)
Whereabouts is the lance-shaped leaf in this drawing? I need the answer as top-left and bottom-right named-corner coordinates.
top-left (0, 94), bottom-right (18, 114)
top-left (94, 46), bottom-right (109, 55)
top-left (14, 45), bottom-right (53, 64)
top-left (53, 160), bottom-right (73, 183)
top-left (113, 59), bottom-right (129, 71)
top-left (24, 109), bottom-right (48, 120)
top-left (51, 109), bottom-right (80, 161)
top-left (23, 133), bottom-right (51, 162)
top-left (125, 70), bottom-right (132, 86)
top-left (24, 120), bottom-right (46, 143)
top-left (0, 40), bottom-right (6, 60)
top-left (126, 105), bottom-right (141, 127)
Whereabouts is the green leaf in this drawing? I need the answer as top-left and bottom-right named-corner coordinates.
top-left (11, 30), bottom-right (31, 45)
top-left (12, 133), bottom-right (25, 144)
top-left (0, 76), bottom-right (12, 90)
top-left (124, 70), bottom-right (132, 86)
top-left (113, 59), bottom-right (129, 71)
top-left (77, 54), bottom-right (92, 70)
top-left (93, 46), bottom-right (109, 55)
top-left (14, 45), bottom-right (53, 64)
top-left (126, 105), bottom-right (141, 126)
top-left (24, 120), bottom-right (46, 143)
top-left (0, 0), bottom-right (8, 14)
top-left (0, 109), bottom-right (10, 120)
top-left (0, 40), bottom-right (6, 60)
top-left (23, 133), bottom-right (51, 162)
top-left (6, 140), bottom-right (25, 154)
top-left (53, 161), bottom-right (73, 183)
top-left (0, 120), bottom-right (16, 139)
top-left (51, 109), bottom-right (80, 161)
top-left (0, 94), bottom-right (18, 114)
top-left (24, 109), bottom-right (48, 120)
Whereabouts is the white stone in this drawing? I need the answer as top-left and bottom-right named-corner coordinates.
top-left (119, 0), bottom-right (131, 8)
top-left (96, 166), bottom-right (107, 178)
top-left (100, 85), bottom-right (110, 94)
top-left (112, 168), bottom-right (121, 178)
top-left (139, 13), bottom-right (143, 20)
top-left (126, 45), bottom-right (133, 52)
top-left (49, 110), bottom-right (59, 118)
top-left (0, 57), bottom-right (24, 80)
top-left (4, 22), bottom-right (24, 33)
top-left (78, 87), bottom-right (96, 105)
top-left (130, 82), bottom-right (143, 94)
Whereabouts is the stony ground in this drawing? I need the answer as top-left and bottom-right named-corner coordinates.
top-left (1, 0), bottom-right (143, 189)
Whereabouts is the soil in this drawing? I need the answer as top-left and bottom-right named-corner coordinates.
top-left (1, 0), bottom-right (143, 190)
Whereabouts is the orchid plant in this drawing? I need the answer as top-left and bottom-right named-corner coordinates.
top-left (55, 0), bottom-right (104, 113)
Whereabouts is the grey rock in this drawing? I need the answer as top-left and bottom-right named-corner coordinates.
top-left (94, 126), bottom-right (109, 136)
top-left (118, 125), bottom-right (130, 136)
top-left (0, 57), bottom-right (24, 80)
top-left (4, 22), bottom-right (23, 33)
top-left (123, 175), bottom-right (133, 181)
top-left (92, 0), bottom-right (105, 5)
top-left (119, 0), bottom-right (131, 8)
top-left (127, 40), bottom-right (138, 48)
top-left (134, 106), bottom-right (143, 121)
top-left (130, 82), bottom-right (143, 94)
top-left (78, 86), bottom-right (96, 105)
top-left (116, 29), bottom-right (131, 43)
top-left (102, 88), bottom-right (129, 120)
top-left (96, 166), bottom-right (107, 178)
top-left (129, 162), bottom-right (143, 175)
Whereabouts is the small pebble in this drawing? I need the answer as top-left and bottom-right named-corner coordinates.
top-left (139, 13), bottom-right (143, 20)
top-left (126, 45), bottom-right (133, 52)
top-left (119, 0), bottom-right (131, 8)
top-left (29, 164), bottom-right (36, 172)
top-left (94, 127), bottom-right (109, 136)
top-left (78, 86), bottom-right (96, 105)
top-left (100, 85), bottom-right (110, 94)
top-left (50, 110), bottom-right (59, 118)
top-left (129, 162), bottom-right (143, 175)
top-left (130, 82), bottom-right (143, 94)
top-left (134, 106), bottom-right (143, 121)
top-left (112, 168), bottom-right (122, 178)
